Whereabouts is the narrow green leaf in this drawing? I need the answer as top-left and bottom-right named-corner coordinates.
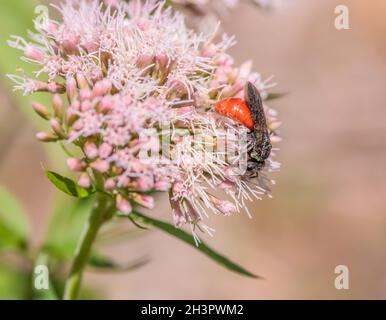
top-left (45, 171), bottom-right (95, 198)
top-left (130, 212), bottom-right (260, 279)
top-left (266, 92), bottom-right (288, 101)
top-left (0, 185), bottom-right (28, 250)
top-left (89, 253), bottom-right (149, 272)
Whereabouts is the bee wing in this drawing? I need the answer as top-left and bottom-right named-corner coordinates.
top-left (244, 82), bottom-right (268, 132)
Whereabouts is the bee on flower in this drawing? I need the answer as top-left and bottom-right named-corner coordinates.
top-left (7, 0), bottom-right (281, 243)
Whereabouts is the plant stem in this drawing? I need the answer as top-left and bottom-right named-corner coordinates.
top-left (63, 193), bottom-right (113, 300)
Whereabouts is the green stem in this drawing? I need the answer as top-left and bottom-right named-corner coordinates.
top-left (63, 193), bottom-right (113, 300)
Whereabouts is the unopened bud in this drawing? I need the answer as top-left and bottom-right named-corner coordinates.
top-left (99, 143), bottom-right (113, 159)
top-left (84, 141), bottom-right (99, 159)
top-left (97, 96), bottom-right (114, 113)
top-left (78, 172), bottom-right (92, 188)
top-left (66, 76), bottom-right (77, 102)
top-left (25, 46), bottom-right (44, 62)
top-left (91, 159), bottom-right (110, 173)
top-left (116, 194), bottom-right (132, 215)
top-left (67, 158), bottom-right (85, 172)
top-left (47, 82), bottom-right (65, 94)
top-left (132, 193), bottom-right (155, 210)
top-left (32, 102), bottom-right (51, 120)
top-left (36, 132), bottom-right (57, 142)
top-left (79, 88), bottom-right (92, 101)
top-left (50, 118), bottom-right (66, 138)
top-left (52, 94), bottom-right (63, 119)
top-left (104, 178), bottom-right (116, 191)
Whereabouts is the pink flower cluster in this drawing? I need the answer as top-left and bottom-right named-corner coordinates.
top-left (8, 0), bottom-right (281, 240)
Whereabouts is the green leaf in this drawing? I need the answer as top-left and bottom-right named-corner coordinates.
top-left (0, 185), bottom-right (28, 250)
top-left (130, 212), bottom-right (260, 279)
top-left (45, 171), bottom-right (95, 198)
top-left (266, 92), bottom-right (288, 101)
top-left (89, 253), bottom-right (149, 272)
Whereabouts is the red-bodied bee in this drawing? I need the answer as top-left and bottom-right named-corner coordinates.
top-left (215, 82), bottom-right (272, 176)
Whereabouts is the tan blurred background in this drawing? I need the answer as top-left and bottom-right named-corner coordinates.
top-left (1, 0), bottom-right (386, 299)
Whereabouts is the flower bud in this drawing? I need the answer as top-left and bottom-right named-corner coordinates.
top-left (117, 175), bottom-right (129, 188)
top-left (79, 88), bottom-right (92, 101)
top-left (104, 178), bottom-right (116, 191)
top-left (116, 194), bottom-right (132, 215)
top-left (99, 143), bottom-right (113, 159)
top-left (47, 82), bottom-right (65, 94)
top-left (132, 193), bottom-right (155, 210)
top-left (80, 100), bottom-right (92, 112)
top-left (84, 141), bottom-right (99, 159)
top-left (67, 158), bottom-right (85, 172)
top-left (32, 101), bottom-right (51, 120)
top-left (78, 173), bottom-right (91, 188)
top-left (66, 76), bottom-right (77, 102)
top-left (91, 159), bottom-right (110, 173)
top-left (25, 46), bottom-right (44, 62)
top-left (52, 94), bottom-right (63, 119)
top-left (135, 176), bottom-right (154, 192)
top-left (36, 132), bottom-right (57, 142)
top-left (50, 118), bottom-right (66, 138)
top-left (97, 96), bottom-right (114, 113)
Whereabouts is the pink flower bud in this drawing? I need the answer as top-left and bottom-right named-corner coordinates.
top-left (50, 118), bottom-right (66, 138)
top-left (36, 132), bottom-right (57, 142)
top-left (104, 178), bottom-right (116, 191)
top-left (66, 77), bottom-right (77, 102)
top-left (135, 176), bottom-right (154, 192)
top-left (117, 175), bottom-right (129, 188)
top-left (78, 173), bottom-right (91, 188)
top-left (91, 159), bottom-right (110, 173)
top-left (84, 141), bottom-right (99, 159)
top-left (25, 46), bottom-right (44, 62)
top-left (116, 194), bottom-right (132, 215)
top-left (79, 88), bottom-right (92, 101)
top-left (67, 158), bottom-right (85, 172)
top-left (132, 193), bottom-right (155, 210)
top-left (93, 79), bottom-right (112, 97)
top-left (155, 53), bottom-right (170, 70)
top-left (98, 96), bottom-right (114, 113)
top-left (99, 143), bottom-right (113, 159)
top-left (47, 82), bottom-right (64, 94)
top-left (52, 94), bottom-right (63, 119)
top-left (72, 119), bottom-right (84, 131)
top-left (80, 100), bottom-right (92, 112)
top-left (32, 101), bottom-right (51, 120)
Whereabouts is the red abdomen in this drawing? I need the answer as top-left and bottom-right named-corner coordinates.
top-left (215, 98), bottom-right (254, 130)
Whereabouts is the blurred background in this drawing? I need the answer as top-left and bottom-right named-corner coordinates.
top-left (1, 0), bottom-right (386, 299)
